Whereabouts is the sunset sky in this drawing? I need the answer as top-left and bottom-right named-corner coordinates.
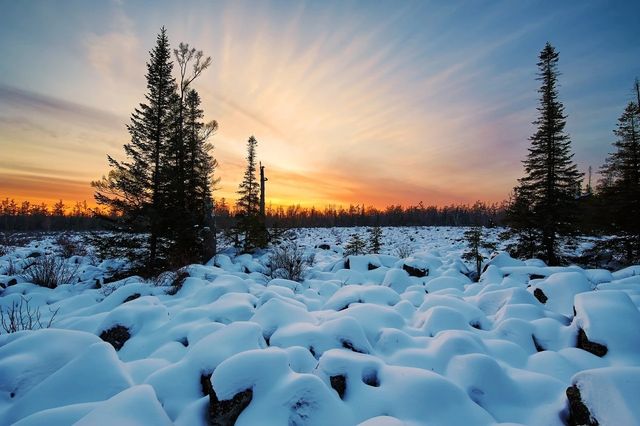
top-left (1, 0), bottom-right (639, 209)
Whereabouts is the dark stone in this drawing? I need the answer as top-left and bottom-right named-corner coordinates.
top-left (533, 288), bottom-right (548, 304)
top-left (178, 337), bottom-right (189, 347)
top-left (317, 244), bottom-right (330, 250)
top-left (344, 258), bottom-right (350, 269)
top-left (573, 306), bottom-right (577, 317)
top-left (566, 385), bottom-right (598, 426)
top-left (201, 373), bottom-right (214, 397)
top-left (208, 388), bottom-right (253, 426)
top-left (402, 264), bottom-right (427, 278)
top-left (309, 346), bottom-right (317, 358)
top-left (340, 339), bottom-right (366, 354)
top-left (123, 293), bottom-right (141, 304)
top-left (367, 263), bottom-right (378, 271)
top-left (470, 321), bottom-right (482, 330)
top-left (99, 325), bottom-right (130, 351)
top-left (532, 334), bottom-right (545, 352)
top-left (530, 274), bottom-right (546, 280)
top-left (576, 329), bottom-right (608, 357)
top-left (26, 252), bottom-right (41, 258)
top-left (362, 369), bottom-right (380, 387)
top-left (330, 374), bottom-right (347, 399)
top-left (168, 269), bottom-right (190, 295)
top-left (7, 278), bottom-right (17, 287)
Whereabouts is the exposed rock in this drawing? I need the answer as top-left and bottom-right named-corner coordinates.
top-left (201, 373), bottom-right (214, 397)
top-left (576, 328), bottom-right (608, 357)
top-left (402, 264), bottom-right (427, 278)
top-left (123, 293), bottom-right (141, 304)
top-left (532, 334), bottom-right (545, 352)
top-left (470, 321), bottom-right (482, 330)
top-left (330, 374), bottom-right (347, 399)
top-left (362, 369), bottom-right (380, 387)
top-left (566, 385), bottom-right (598, 426)
top-left (99, 325), bottom-right (131, 351)
top-left (367, 263), bottom-right (378, 270)
top-left (317, 244), bottom-right (330, 250)
top-left (208, 387), bottom-right (253, 426)
top-left (340, 339), bottom-right (366, 354)
top-left (533, 288), bottom-right (548, 304)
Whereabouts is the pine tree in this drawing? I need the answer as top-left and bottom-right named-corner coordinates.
top-left (462, 226), bottom-right (496, 280)
top-left (597, 100), bottom-right (640, 261)
top-left (344, 233), bottom-right (366, 256)
top-left (235, 136), bottom-right (267, 252)
top-left (506, 43), bottom-right (582, 265)
top-left (93, 27), bottom-right (178, 272)
top-left (368, 226), bottom-right (383, 254)
top-left (52, 200), bottom-right (65, 217)
top-left (237, 136), bottom-right (260, 216)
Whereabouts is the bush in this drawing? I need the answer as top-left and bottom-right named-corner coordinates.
top-left (1, 296), bottom-right (59, 334)
top-left (55, 233), bottom-right (87, 258)
top-left (395, 245), bottom-right (413, 259)
top-left (22, 255), bottom-right (80, 288)
top-left (269, 242), bottom-right (313, 282)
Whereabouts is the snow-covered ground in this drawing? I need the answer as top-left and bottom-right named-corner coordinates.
top-left (1, 227), bottom-right (639, 425)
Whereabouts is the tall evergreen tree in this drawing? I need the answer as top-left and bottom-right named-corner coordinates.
top-left (506, 43), bottom-right (582, 265)
top-left (93, 27), bottom-right (177, 271)
top-left (177, 89), bottom-right (219, 263)
top-left (597, 100), bottom-right (640, 261)
top-left (235, 136), bottom-right (267, 251)
top-left (237, 136), bottom-right (260, 216)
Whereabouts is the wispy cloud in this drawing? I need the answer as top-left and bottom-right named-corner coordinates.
top-left (0, 84), bottom-right (125, 130)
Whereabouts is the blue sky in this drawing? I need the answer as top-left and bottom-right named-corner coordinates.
top-left (1, 0), bottom-right (638, 207)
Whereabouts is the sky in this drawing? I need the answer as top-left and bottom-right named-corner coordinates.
top-left (1, 0), bottom-right (639, 209)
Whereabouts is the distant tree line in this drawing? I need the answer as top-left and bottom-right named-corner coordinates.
top-left (0, 199), bottom-right (105, 231)
top-left (258, 201), bottom-right (504, 228)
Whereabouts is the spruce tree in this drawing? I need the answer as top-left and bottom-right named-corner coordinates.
top-left (597, 101), bottom-right (640, 261)
top-left (462, 226), bottom-right (496, 280)
top-left (235, 136), bottom-right (267, 252)
top-left (93, 27), bottom-right (177, 272)
top-left (506, 43), bottom-right (582, 265)
top-left (344, 233), bottom-right (366, 256)
top-left (368, 226), bottom-right (383, 254)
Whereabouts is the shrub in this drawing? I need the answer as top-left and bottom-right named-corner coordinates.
top-left (269, 242), bottom-right (313, 282)
top-left (55, 233), bottom-right (87, 258)
top-left (21, 255), bottom-right (80, 288)
top-left (395, 245), bottom-right (413, 259)
top-left (1, 296), bottom-right (59, 334)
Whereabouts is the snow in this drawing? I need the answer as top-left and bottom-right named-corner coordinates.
top-left (0, 226), bottom-right (639, 425)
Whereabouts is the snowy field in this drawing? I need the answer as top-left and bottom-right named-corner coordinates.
top-left (1, 227), bottom-right (639, 425)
